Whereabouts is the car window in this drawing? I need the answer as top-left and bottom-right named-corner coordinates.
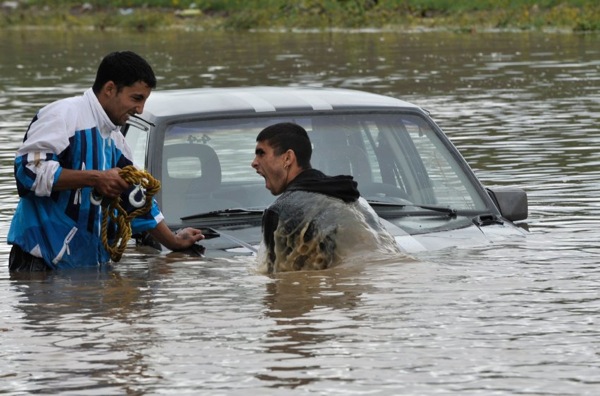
top-left (160, 118), bottom-right (298, 221)
top-left (164, 117), bottom-right (303, 182)
top-left (158, 113), bottom-right (488, 223)
top-left (401, 115), bottom-right (485, 209)
top-left (308, 113), bottom-right (487, 211)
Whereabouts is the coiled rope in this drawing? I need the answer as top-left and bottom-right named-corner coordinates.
top-left (97, 165), bottom-right (161, 262)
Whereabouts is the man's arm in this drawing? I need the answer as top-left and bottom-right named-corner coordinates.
top-left (54, 168), bottom-right (130, 198)
top-left (58, 170), bottom-right (205, 251)
top-left (148, 221), bottom-right (205, 251)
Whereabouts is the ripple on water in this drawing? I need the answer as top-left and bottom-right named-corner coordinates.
top-left (0, 31), bottom-right (599, 395)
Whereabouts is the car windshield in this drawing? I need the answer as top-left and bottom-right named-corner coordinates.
top-left (127, 112), bottom-right (489, 229)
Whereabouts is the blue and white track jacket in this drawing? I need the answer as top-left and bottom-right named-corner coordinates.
top-left (8, 89), bottom-right (163, 269)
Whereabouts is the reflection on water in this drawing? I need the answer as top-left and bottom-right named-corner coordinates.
top-left (4, 261), bottom-right (156, 392)
top-left (1, 29), bottom-right (600, 394)
top-left (259, 266), bottom-right (371, 388)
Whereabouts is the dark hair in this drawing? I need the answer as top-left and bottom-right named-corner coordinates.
top-left (257, 122), bottom-right (312, 169)
top-left (92, 51), bottom-right (157, 94)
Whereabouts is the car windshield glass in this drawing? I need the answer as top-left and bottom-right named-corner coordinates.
top-left (158, 113), bottom-right (488, 225)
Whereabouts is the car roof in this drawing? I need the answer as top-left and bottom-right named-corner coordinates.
top-left (141, 86), bottom-right (422, 120)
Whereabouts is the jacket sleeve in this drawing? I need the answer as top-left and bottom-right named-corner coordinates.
top-left (130, 198), bottom-right (164, 234)
top-left (14, 111), bottom-right (69, 198)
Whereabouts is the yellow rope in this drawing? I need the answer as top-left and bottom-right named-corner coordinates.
top-left (100, 165), bottom-right (161, 262)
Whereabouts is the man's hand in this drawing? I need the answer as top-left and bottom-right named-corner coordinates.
top-left (93, 168), bottom-right (130, 198)
top-left (54, 167), bottom-right (130, 198)
top-left (149, 222), bottom-right (205, 251)
top-left (172, 227), bottom-right (205, 249)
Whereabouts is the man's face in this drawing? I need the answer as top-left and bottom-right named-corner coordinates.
top-left (102, 81), bottom-right (152, 126)
top-left (252, 140), bottom-right (288, 196)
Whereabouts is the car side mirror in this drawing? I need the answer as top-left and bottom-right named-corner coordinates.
top-left (486, 187), bottom-right (528, 222)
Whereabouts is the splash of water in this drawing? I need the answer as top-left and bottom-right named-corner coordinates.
top-left (257, 193), bottom-right (402, 273)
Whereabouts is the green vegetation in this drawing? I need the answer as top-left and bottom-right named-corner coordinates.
top-left (2, 0), bottom-right (599, 32)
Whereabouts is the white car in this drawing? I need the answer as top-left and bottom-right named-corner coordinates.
top-left (124, 86), bottom-right (528, 256)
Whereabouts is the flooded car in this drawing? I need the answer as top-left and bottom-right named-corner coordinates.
top-left (124, 86), bottom-right (528, 257)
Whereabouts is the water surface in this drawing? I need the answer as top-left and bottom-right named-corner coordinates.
top-left (1, 29), bottom-right (599, 395)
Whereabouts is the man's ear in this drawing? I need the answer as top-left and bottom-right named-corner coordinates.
top-left (285, 149), bottom-right (296, 165)
top-left (101, 81), bottom-right (116, 96)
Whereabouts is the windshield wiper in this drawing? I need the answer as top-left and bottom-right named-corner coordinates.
top-left (367, 201), bottom-right (458, 217)
top-left (408, 204), bottom-right (458, 217)
top-left (181, 208), bottom-right (265, 221)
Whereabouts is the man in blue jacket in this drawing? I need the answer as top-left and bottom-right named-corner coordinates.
top-left (8, 51), bottom-right (204, 271)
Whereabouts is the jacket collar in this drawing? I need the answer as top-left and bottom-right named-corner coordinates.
top-left (84, 88), bottom-right (118, 135)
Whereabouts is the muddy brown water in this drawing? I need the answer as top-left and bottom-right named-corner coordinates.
top-left (0, 29), bottom-right (599, 394)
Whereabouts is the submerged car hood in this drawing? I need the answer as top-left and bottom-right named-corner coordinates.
top-left (187, 218), bottom-right (526, 258)
top-left (381, 218), bottom-right (527, 253)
